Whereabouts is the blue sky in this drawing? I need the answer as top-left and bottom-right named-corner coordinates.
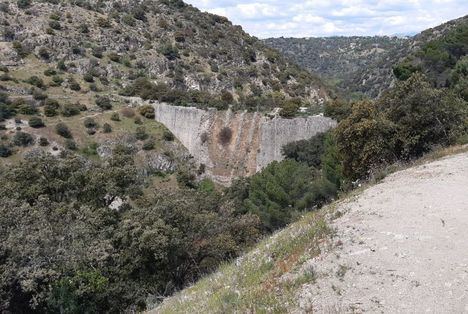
top-left (184, 0), bottom-right (468, 38)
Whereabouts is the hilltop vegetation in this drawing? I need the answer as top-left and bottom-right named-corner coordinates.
top-left (264, 15), bottom-right (468, 99)
top-left (0, 0), bottom-right (326, 112)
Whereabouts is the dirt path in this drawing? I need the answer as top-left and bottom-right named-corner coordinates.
top-left (296, 152), bottom-right (468, 313)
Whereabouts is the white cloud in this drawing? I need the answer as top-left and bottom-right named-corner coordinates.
top-left (185, 0), bottom-right (468, 38)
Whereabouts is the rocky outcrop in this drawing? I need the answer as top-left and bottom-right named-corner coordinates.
top-left (152, 103), bottom-right (336, 184)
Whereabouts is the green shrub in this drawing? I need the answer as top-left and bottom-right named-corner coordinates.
top-left (0, 143), bottom-right (12, 157)
top-left (50, 75), bottom-right (64, 86)
top-left (110, 112), bottom-right (120, 121)
top-left (28, 116), bottom-right (45, 128)
top-left (95, 96), bottom-right (112, 110)
top-left (83, 73), bottom-right (94, 83)
top-left (39, 137), bottom-right (49, 146)
top-left (55, 122), bottom-right (72, 138)
top-left (142, 139), bottom-right (154, 150)
top-left (107, 52), bottom-right (121, 63)
top-left (68, 78), bottom-right (81, 91)
top-left (163, 129), bottom-right (174, 141)
top-left (102, 123), bottom-right (112, 133)
top-left (135, 126), bottom-right (148, 140)
top-left (282, 132), bottom-right (327, 168)
top-left (280, 99), bottom-right (300, 118)
top-left (138, 105), bottom-right (155, 119)
top-left (17, 102), bottom-right (37, 115)
top-left (83, 117), bottom-right (97, 129)
top-left (61, 103), bottom-right (81, 117)
top-left (17, 0), bottom-right (31, 9)
top-left (65, 139), bottom-right (77, 150)
top-left (38, 47), bottom-right (50, 60)
top-left (44, 99), bottom-right (60, 117)
top-left (13, 131), bottom-right (34, 146)
top-left (97, 17), bottom-right (111, 28)
top-left (44, 68), bottom-right (57, 76)
top-left (49, 20), bottom-right (61, 30)
top-left (32, 89), bottom-right (47, 101)
top-left (26, 76), bottom-right (45, 89)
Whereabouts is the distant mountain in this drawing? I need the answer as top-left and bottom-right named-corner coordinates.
top-left (264, 15), bottom-right (468, 99)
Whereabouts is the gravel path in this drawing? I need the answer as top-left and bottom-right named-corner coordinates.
top-left (296, 152), bottom-right (468, 313)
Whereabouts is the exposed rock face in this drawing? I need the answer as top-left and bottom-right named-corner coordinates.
top-left (152, 103), bottom-right (336, 184)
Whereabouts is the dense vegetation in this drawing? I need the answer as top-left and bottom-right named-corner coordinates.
top-left (0, 150), bottom-right (261, 312)
top-left (265, 15), bottom-right (468, 99)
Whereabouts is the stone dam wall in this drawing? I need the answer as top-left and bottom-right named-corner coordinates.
top-left (152, 103), bottom-right (337, 185)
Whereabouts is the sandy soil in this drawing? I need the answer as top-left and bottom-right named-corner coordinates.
top-left (296, 152), bottom-right (468, 313)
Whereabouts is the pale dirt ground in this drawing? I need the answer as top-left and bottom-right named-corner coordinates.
top-left (296, 152), bottom-right (468, 313)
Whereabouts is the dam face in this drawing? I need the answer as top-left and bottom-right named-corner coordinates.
top-left (153, 103), bottom-right (337, 185)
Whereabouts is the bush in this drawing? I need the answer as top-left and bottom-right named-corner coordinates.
top-left (68, 78), bottom-right (81, 91)
top-left (83, 117), bottom-right (97, 129)
top-left (282, 132), bottom-right (327, 168)
top-left (55, 122), bottom-right (72, 138)
top-left (135, 126), bottom-right (148, 140)
top-left (65, 139), bottom-right (77, 150)
top-left (102, 123), bottom-right (112, 133)
top-left (142, 139), bottom-right (154, 150)
top-left (95, 96), bottom-right (112, 110)
top-left (163, 129), bottom-right (174, 142)
top-left (139, 105), bottom-right (155, 119)
top-left (26, 76), bottom-right (45, 89)
top-left (17, 102), bottom-right (37, 115)
top-left (49, 20), bottom-right (61, 30)
top-left (38, 47), bottom-right (50, 60)
top-left (32, 89), bottom-right (47, 101)
top-left (280, 99), bottom-right (300, 118)
top-left (108, 52), bottom-right (121, 63)
top-left (61, 103), bottom-right (81, 117)
top-left (83, 73), bottom-right (94, 83)
top-left (110, 112), bottom-right (120, 121)
top-left (218, 127), bottom-right (232, 145)
top-left (17, 0), bottom-right (31, 9)
top-left (97, 17), bottom-right (111, 28)
top-left (44, 99), bottom-right (59, 117)
top-left (50, 75), bottom-right (63, 87)
top-left (13, 131), bottom-right (34, 147)
top-left (39, 137), bottom-right (49, 146)
top-left (0, 144), bottom-right (12, 157)
top-left (28, 116), bottom-right (45, 128)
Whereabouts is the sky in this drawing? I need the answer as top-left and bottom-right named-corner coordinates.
top-left (184, 0), bottom-right (468, 38)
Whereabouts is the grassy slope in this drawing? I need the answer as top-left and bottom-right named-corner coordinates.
top-left (150, 145), bottom-right (468, 313)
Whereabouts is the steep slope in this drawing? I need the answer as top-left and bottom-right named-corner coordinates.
top-left (264, 14), bottom-right (468, 98)
top-left (264, 36), bottom-right (410, 98)
top-left (151, 148), bottom-right (468, 313)
top-left (0, 0), bottom-right (330, 179)
top-left (0, 0), bottom-right (328, 110)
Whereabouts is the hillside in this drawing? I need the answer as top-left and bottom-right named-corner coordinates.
top-left (264, 15), bottom-right (468, 98)
top-left (151, 148), bottom-right (468, 313)
top-left (0, 0), bottom-right (327, 111)
top-left (0, 0), bottom-right (331, 176)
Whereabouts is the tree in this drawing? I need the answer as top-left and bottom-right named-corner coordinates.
top-left (282, 132), bottom-right (326, 168)
top-left (334, 100), bottom-right (396, 180)
top-left (378, 73), bottom-right (467, 159)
